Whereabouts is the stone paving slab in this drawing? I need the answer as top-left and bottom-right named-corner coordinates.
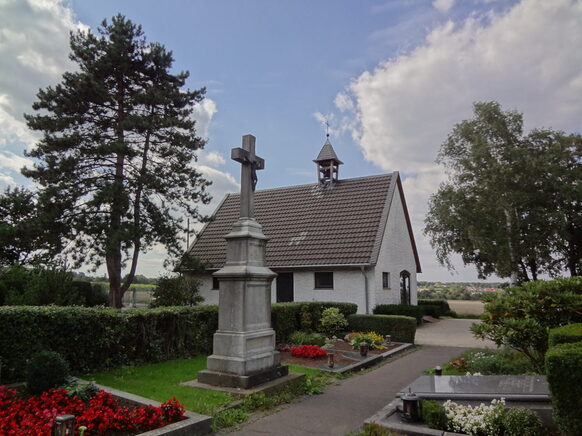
top-left (225, 346), bottom-right (465, 436)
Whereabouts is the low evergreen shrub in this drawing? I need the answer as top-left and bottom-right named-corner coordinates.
top-left (347, 314), bottom-right (416, 343)
top-left (318, 307), bottom-right (348, 337)
top-left (418, 299), bottom-right (452, 317)
top-left (546, 341), bottom-right (582, 435)
top-left (289, 331), bottom-right (326, 346)
top-left (420, 400), bottom-right (447, 430)
top-left (373, 304), bottom-right (423, 325)
top-left (26, 350), bottom-right (70, 394)
top-left (501, 407), bottom-right (544, 436)
top-left (548, 323), bottom-right (582, 347)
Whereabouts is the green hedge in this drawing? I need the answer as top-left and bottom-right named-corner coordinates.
top-left (418, 299), bottom-right (452, 318)
top-left (347, 314), bottom-right (416, 343)
top-left (373, 304), bottom-right (423, 325)
top-left (0, 301), bottom-right (358, 383)
top-left (548, 323), bottom-right (582, 347)
top-left (271, 302), bottom-right (357, 342)
top-left (545, 341), bottom-right (582, 435)
top-left (0, 305), bottom-right (218, 383)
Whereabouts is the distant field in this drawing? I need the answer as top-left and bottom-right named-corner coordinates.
top-left (448, 300), bottom-right (485, 315)
top-left (92, 282), bottom-right (155, 305)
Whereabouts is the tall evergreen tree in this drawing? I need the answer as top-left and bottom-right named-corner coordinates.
top-left (24, 15), bottom-right (211, 307)
top-left (425, 101), bottom-right (581, 283)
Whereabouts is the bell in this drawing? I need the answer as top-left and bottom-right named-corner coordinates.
top-left (401, 388), bottom-right (420, 422)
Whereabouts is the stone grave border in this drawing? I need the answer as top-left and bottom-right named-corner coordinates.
top-left (319, 342), bottom-right (414, 374)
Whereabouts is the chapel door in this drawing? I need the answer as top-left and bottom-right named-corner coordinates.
top-left (276, 273), bottom-right (294, 303)
top-left (400, 270), bottom-right (411, 305)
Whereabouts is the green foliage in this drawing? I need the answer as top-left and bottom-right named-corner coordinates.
top-left (24, 15), bottom-right (211, 307)
top-left (211, 408), bottom-right (249, 431)
top-left (0, 305), bottom-right (218, 383)
top-left (425, 101), bottom-right (582, 281)
top-left (149, 274), bottom-right (203, 307)
top-left (545, 342), bottom-right (582, 435)
top-left (289, 331), bottom-right (326, 346)
top-left (421, 400), bottom-right (448, 430)
top-left (63, 382), bottom-right (100, 402)
top-left (373, 304), bottom-right (423, 325)
top-left (347, 314), bottom-right (416, 343)
top-left (318, 307), bottom-right (348, 337)
top-left (418, 299), bottom-right (452, 317)
top-left (501, 407), bottom-right (544, 436)
top-left (548, 323), bottom-right (582, 347)
top-left (26, 350), bottom-right (70, 394)
top-left (471, 277), bottom-right (582, 372)
top-left (271, 302), bottom-right (357, 342)
top-left (347, 423), bottom-right (396, 436)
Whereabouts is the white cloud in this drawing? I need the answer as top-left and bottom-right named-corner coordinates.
top-left (433, 0), bottom-right (456, 13)
top-left (192, 98), bottom-right (217, 139)
top-left (199, 151), bottom-right (225, 166)
top-left (0, 150), bottom-right (34, 172)
top-left (0, 173), bottom-right (16, 189)
top-left (339, 0), bottom-right (582, 280)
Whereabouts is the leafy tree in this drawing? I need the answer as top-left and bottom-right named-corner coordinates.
top-left (0, 187), bottom-right (65, 266)
top-left (471, 277), bottom-right (582, 373)
top-left (149, 274), bottom-right (203, 307)
top-left (425, 101), bottom-right (581, 283)
top-left (24, 15), bottom-right (211, 307)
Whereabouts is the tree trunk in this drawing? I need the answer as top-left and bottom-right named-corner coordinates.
top-left (504, 208), bottom-right (519, 285)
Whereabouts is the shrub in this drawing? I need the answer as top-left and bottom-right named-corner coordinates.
top-left (373, 304), bottom-right (423, 325)
top-left (501, 407), bottom-right (544, 436)
top-left (418, 299), bottom-right (452, 317)
top-left (26, 350), bottom-right (70, 394)
top-left (289, 331), bottom-right (326, 346)
top-left (420, 400), bottom-right (447, 430)
top-left (545, 341), bottom-right (582, 435)
top-left (548, 323), bottom-right (582, 347)
top-left (471, 277), bottom-right (582, 373)
top-left (150, 274), bottom-right (203, 307)
top-left (318, 307), bottom-right (348, 337)
top-left (348, 314), bottom-right (416, 343)
top-left (468, 348), bottom-right (534, 375)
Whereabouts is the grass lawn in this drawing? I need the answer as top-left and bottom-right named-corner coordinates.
top-left (86, 356), bottom-right (231, 415)
top-left (86, 358), bottom-right (330, 416)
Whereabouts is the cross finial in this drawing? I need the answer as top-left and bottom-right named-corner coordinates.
top-left (231, 135), bottom-right (265, 219)
top-left (325, 119), bottom-right (330, 138)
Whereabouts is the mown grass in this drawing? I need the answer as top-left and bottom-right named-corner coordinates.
top-left (86, 356), bottom-right (231, 415)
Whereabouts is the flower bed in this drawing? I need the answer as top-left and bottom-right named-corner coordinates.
top-left (291, 345), bottom-right (327, 359)
top-left (0, 385), bottom-right (185, 435)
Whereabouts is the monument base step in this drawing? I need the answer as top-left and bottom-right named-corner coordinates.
top-left (196, 364), bottom-right (289, 389)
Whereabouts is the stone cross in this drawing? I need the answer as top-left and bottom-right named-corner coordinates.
top-left (231, 134), bottom-right (265, 219)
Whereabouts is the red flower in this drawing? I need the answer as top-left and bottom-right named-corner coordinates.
top-left (291, 345), bottom-right (327, 359)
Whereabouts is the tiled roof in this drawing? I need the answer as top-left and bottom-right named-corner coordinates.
top-left (185, 173), bottom-right (402, 270)
top-left (313, 139), bottom-right (343, 164)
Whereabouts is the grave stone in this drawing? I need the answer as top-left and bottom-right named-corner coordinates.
top-left (197, 134), bottom-right (288, 389)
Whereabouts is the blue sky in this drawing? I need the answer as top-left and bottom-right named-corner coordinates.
top-left (1, 0), bottom-right (581, 281)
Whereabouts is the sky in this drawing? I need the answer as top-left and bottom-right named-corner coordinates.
top-left (1, 0), bottom-right (581, 281)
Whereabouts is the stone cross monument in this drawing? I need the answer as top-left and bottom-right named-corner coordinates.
top-left (197, 134), bottom-right (288, 389)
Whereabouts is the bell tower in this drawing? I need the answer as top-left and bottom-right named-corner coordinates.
top-left (314, 135), bottom-right (343, 184)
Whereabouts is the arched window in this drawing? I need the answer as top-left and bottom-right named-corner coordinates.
top-left (400, 270), bottom-right (411, 305)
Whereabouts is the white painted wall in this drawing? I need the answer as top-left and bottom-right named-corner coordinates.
top-left (374, 186), bottom-right (418, 307)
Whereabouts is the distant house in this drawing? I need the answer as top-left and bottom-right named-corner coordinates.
top-left (181, 138), bottom-right (421, 314)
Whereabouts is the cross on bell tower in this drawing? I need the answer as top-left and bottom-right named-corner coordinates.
top-left (313, 135), bottom-right (343, 184)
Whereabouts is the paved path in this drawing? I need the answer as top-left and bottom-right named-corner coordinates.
top-left (226, 346), bottom-right (464, 436)
top-left (415, 318), bottom-right (497, 348)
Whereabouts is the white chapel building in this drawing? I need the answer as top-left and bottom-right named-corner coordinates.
top-left (182, 138), bottom-right (421, 314)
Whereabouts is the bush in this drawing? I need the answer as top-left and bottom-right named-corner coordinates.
top-left (150, 274), bottom-right (203, 307)
top-left (468, 348), bottom-right (535, 375)
top-left (501, 407), bottom-right (544, 436)
top-left (289, 331), bottom-right (326, 346)
top-left (420, 400), bottom-right (447, 430)
top-left (548, 323), bottom-right (582, 347)
top-left (373, 304), bottom-right (423, 325)
top-left (271, 302), bottom-right (358, 342)
top-left (418, 299), bottom-right (452, 317)
top-left (26, 350), bottom-right (70, 394)
top-left (347, 314), bottom-right (416, 343)
top-left (471, 277), bottom-right (582, 373)
top-left (545, 342), bottom-right (582, 435)
top-left (318, 307), bottom-right (348, 337)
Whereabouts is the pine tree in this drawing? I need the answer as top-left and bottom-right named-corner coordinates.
top-left (24, 15), bottom-right (211, 307)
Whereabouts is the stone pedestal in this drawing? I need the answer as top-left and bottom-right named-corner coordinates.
top-left (197, 218), bottom-right (288, 389)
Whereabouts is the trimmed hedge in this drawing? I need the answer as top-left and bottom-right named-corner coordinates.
top-left (0, 305), bottom-right (218, 383)
top-left (418, 299), bottom-right (452, 318)
top-left (0, 301), bottom-right (357, 383)
top-left (271, 302), bottom-right (357, 342)
top-left (548, 323), bottom-right (582, 347)
top-left (373, 304), bottom-right (423, 325)
top-left (347, 314), bottom-right (416, 343)
top-left (545, 341), bottom-right (582, 435)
